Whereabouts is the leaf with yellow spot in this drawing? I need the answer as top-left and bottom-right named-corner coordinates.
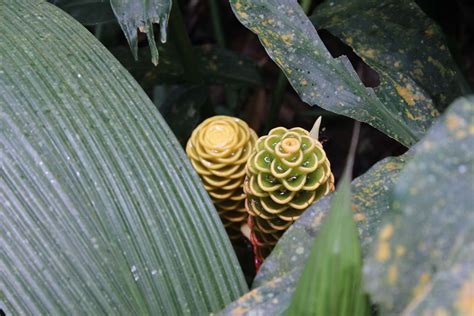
top-left (220, 97), bottom-right (473, 315)
top-left (230, 0), bottom-right (462, 147)
top-left (365, 97), bottom-right (474, 314)
top-left (312, 0), bottom-right (461, 128)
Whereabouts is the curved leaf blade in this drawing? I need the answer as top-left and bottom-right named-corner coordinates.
top-left (364, 97), bottom-right (474, 315)
top-left (230, 0), bottom-right (460, 146)
top-left (0, 0), bottom-right (247, 314)
top-left (311, 0), bottom-right (461, 116)
top-left (287, 173), bottom-right (369, 316)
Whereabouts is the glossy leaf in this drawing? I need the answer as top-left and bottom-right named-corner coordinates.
top-left (219, 154), bottom-right (408, 315)
top-left (110, 0), bottom-right (171, 65)
top-left (311, 0), bottom-right (461, 114)
top-left (230, 0), bottom-right (460, 146)
top-left (287, 172), bottom-right (369, 316)
top-left (0, 0), bottom-right (247, 314)
top-left (364, 97), bottom-right (474, 315)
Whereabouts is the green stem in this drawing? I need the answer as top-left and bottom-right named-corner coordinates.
top-left (169, 0), bottom-right (202, 84)
top-left (301, 0), bottom-right (313, 15)
top-left (209, 0), bottom-right (226, 47)
top-left (265, 0), bottom-right (313, 132)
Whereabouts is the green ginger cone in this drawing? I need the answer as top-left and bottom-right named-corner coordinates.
top-left (244, 125), bottom-right (334, 261)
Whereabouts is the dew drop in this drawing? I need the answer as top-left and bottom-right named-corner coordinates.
top-left (131, 265), bottom-right (139, 281)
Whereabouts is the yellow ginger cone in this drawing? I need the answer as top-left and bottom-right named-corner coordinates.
top-left (244, 125), bottom-right (334, 261)
top-left (186, 116), bottom-right (257, 240)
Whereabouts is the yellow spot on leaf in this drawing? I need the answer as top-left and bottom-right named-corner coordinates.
top-left (456, 281), bottom-right (474, 315)
top-left (281, 33), bottom-right (293, 45)
top-left (395, 245), bottom-right (406, 257)
top-left (300, 79), bottom-right (308, 86)
top-left (238, 11), bottom-right (248, 19)
top-left (413, 68), bottom-right (424, 78)
top-left (412, 272), bottom-right (431, 298)
top-left (376, 241), bottom-right (390, 262)
top-left (387, 265), bottom-right (398, 284)
top-left (235, 2), bottom-right (241, 10)
top-left (406, 111), bottom-right (415, 120)
top-left (380, 224), bottom-right (394, 240)
top-left (312, 211), bottom-right (325, 227)
top-left (231, 306), bottom-right (249, 316)
top-left (456, 130), bottom-right (467, 139)
top-left (446, 114), bottom-right (461, 131)
top-left (434, 308), bottom-right (449, 316)
top-left (346, 37), bottom-right (353, 45)
top-left (396, 84), bottom-right (417, 106)
top-left (385, 162), bottom-right (399, 171)
top-left (275, 57), bottom-right (283, 67)
top-left (425, 24), bottom-right (436, 37)
top-left (428, 56), bottom-right (449, 76)
top-left (362, 49), bottom-right (376, 59)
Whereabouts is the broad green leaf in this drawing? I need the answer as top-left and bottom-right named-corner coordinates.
top-left (287, 172), bottom-right (369, 316)
top-left (219, 154), bottom-right (408, 315)
top-left (113, 44), bottom-right (263, 89)
top-left (403, 245), bottom-right (474, 315)
top-left (364, 97), bottom-right (474, 315)
top-left (230, 0), bottom-right (460, 146)
top-left (311, 0), bottom-right (461, 114)
top-left (0, 0), bottom-right (247, 314)
top-left (49, 0), bottom-right (116, 25)
top-left (110, 0), bottom-right (171, 65)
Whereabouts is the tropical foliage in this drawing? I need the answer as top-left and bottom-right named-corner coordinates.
top-left (1, 0), bottom-right (472, 315)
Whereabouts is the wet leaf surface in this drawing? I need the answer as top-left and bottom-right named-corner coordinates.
top-left (110, 0), bottom-right (171, 65)
top-left (312, 0), bottom-right (461, 114)
top-left (364, 97), bottom-right (474, 315)
top-left (0, 1), bottom-right (247, 313)
top-left (314, 0), bottom-right (463, 123)
top-left (230, 0), bottom-right (461, 147)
